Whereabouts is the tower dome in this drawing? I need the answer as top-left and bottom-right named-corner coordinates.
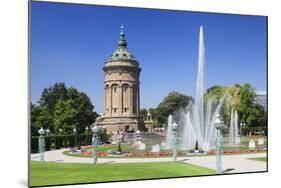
top-left (106, 25), bottom-right (139, 65)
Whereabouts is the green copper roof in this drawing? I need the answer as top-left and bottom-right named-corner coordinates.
top-left (106, 25), bottom-right (138, 63)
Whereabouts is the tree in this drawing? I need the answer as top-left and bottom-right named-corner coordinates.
top-left (140, 108), bottom-right (148, 120)
top-left (155, 92), bottom-right (193, 126)
top-left (204, 83), bottom-right (266, 129)
top-left (236, 83), bottom-right (259, 127)
top-left (204, 85), bottom-right (228, 125)
top-left (31, 103), bottom-right (41, 136)
top-left (31, 83), bottom-right (98, 136)
top-left (38, 83), bottom-right (68, 115)
top-left (31, 103), bottom-right (53, 135)
top-left (205, 85), bottom-right (227, 103)
top-left (54, 99), bottom-right (78, 134)
top-left (67, 87), bottom-right (98, 134)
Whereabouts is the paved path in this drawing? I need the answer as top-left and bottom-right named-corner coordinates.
top-left (31, 149), bottom-right (267, 174)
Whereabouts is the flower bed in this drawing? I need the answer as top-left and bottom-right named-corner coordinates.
top-left (79, 151), bottom-right (187, 157)
top-left (81, 151), bottom-right (108, 156)
top-left (207, 148), bottom-right (267, 155)
top-left (77, 144), bottom-right (267, 157)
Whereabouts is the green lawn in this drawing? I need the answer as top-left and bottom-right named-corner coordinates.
top-left (30, 161), bottom-right (215, 187)
top-left (248, 157), bottom-right (267, 162)
top-left (89, 143), bottom-right (144, 153)
top-left (87, 143), bottom-right (171, 153)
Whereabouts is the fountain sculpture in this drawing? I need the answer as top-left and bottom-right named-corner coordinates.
top-left (229, 108), bottom-right (240, 145)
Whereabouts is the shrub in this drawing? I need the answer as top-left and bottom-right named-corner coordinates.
top-left (31, 136), bottom-right (39, 153)
top-left (45, 136), bottom-right (51, 151)
top-left (118, 142), bottom-right (122, 152)
top-left (195, 140), bottom-right (199, 150)
top-left (55, 135), bottom-right (64, 149)
top-left (65, 135), bottom-right (75, 148)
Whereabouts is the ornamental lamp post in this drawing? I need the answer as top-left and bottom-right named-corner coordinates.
top-left (240, 122), bottom-right (243, 136)
top-left (73, 128), bottom-right (77, 151)
top-left (91, 125), bottom-right (99, 165)
top-left (172, 122), bottom-right (178, 162)
top-left (214, 113), bottom-right (223, 174)
top-left (38, 127), bottom-right (45, 162)
top-left (58, 128), bottom-right (63, 148)
top-left (45, 128), bottom-right (50, 136)
top-left (240, 122), bottom-right (246, 136)
top-left (85, 126), bottom-right (89, 146)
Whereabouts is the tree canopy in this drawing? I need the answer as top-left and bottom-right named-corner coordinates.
top-left (154, 91), bottom-right (193, 126)
top-left (204, 83), bottom-right (266, 128)
top-left (31, 83), bottom-right (98, 136)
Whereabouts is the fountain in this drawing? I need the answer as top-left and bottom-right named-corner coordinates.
top-left (249, 140), bottom-right (256, 149)
top-left (258, 138), bottom-right (264, 145)
top-left (134, 130), bottom-right (146, 150)
top-left (139, 142), bottom-right (146, 150)
top-left (179, 26), bottom-right (226, 152)
top-left (164, 115), bottom-right (173, 149)
top-left (229, 108), bottom-right (240, 145)
top-left (163, 26), bottom-right (227, 152)
top-left (151, 144), bottom-right (160, 152)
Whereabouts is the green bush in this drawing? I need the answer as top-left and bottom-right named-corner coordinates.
top-left (79, 133), bottom-right (92, 146)
top-left (31, 136), bottom-right (39, 153)
top-left (55, 135), bottom-right (64, 149)
top-left (97, 129), bottom-right (109, 144)
top-left (65, 135), bottom-right (75, 148)
top-left (195, 140), bottom-right (199, 151)
top-left (63, 135), bottom-right (68, 148)
top-left (45, 136), bottom-right (51, 151)
top-left (30, 133), bottom-right (101, 152)
top-left (118, 142), bottom-right (122, 152)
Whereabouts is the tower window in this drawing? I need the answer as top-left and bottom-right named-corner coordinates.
top-left (113, 108), bottom-right (117, 113)
top-left (114, 87), bottom-right (117, 93)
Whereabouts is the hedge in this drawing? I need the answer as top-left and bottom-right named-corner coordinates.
top-left (30, 134), bottom-right (93, 153)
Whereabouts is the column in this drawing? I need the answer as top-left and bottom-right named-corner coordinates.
top-left (137, 87), bottom-right (140, 116)
top-left (118, 85), bottom-right (123, 115)
top-left (129, 85), bottom-right (133, 115)
top-left (109, 85), bottom-right (112, 116)
top-left (104, 86), bottom-right (107, 116)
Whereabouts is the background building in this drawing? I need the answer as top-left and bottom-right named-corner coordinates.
top-left (255, 90), bottom-right (267, 109)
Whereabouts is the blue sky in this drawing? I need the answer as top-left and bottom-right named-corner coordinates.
top-left (30, 1), bottom-right (267, 113)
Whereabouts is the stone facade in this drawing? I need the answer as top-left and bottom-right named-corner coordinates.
top-left (98, 26), bottom-right (149, 134)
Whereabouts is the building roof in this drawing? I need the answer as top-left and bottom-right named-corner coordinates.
top-left (106, 25), bottom-right (139, 63)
